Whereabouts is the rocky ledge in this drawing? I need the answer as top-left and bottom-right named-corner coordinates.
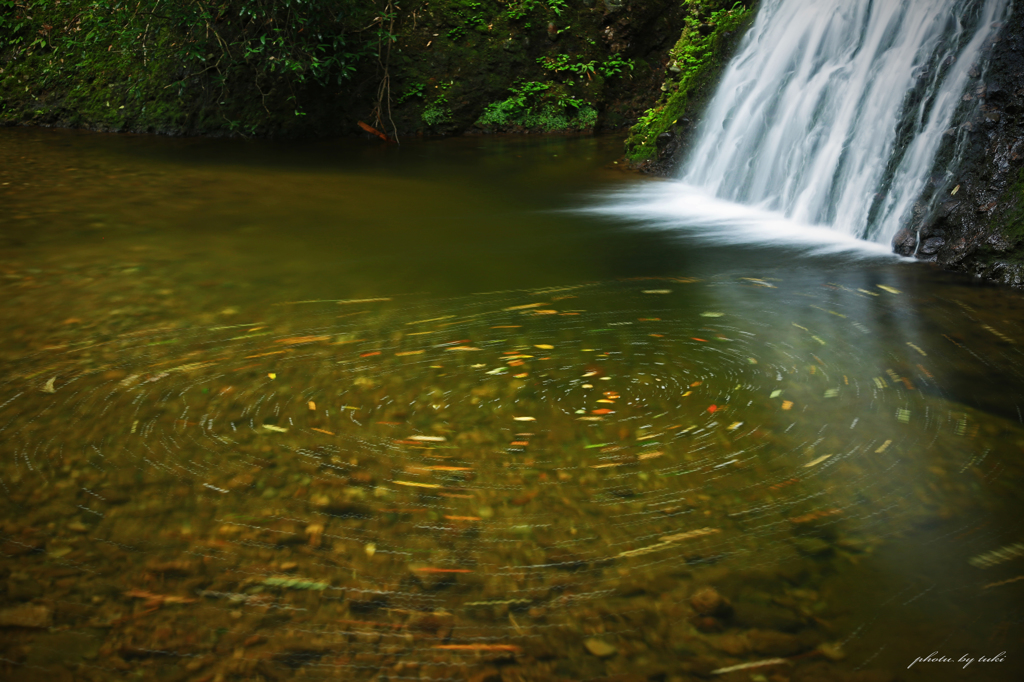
top-left (895, 17), bottom-right (1024, 287)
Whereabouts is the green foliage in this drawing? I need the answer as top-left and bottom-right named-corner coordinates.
top-left (506, 0), bottom-right (539, 21)
top-left (0, 0), bottom-right (381, 134)
top-left (538, 53), bottom-right (635, 80)
top-left (446, 0), bottom-right (486, 41)
top-left (624, 0), bottom-right (753, 163)
top-left (599, 55), bottom-right (635, 79)
top-left (398, 81), bottom-right (426, 104)
top-left (475, 80), bottom-right (596, 131)
top-left (422, 82), bottom-right (453, 126)
top-left (547, 0), bottom-right (568, 16)
top-left (505, 0), bottom-right (566, 21)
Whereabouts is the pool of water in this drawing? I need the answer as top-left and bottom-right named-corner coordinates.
top-left (1, 128), bottom-right (1022, 682)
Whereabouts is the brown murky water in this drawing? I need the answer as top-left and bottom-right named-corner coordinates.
top-left (1, 128), bottom-right (1022, 682)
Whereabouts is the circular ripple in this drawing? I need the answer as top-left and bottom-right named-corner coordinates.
top-left (2, 279), bottom-right (1023, 680)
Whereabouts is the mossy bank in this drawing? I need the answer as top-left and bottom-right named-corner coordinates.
top-left (0, 0), bottom-right (752, 142)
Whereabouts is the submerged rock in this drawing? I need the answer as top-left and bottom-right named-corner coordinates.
top-left (0, 603), bottom-right (52, 628)
top-left (584, 638), bottom-right (618, 658)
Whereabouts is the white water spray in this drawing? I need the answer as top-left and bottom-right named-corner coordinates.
top-left (592, 0), bottom-right (1009, 252)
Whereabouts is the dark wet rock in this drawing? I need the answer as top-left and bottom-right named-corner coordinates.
top-left (903, 19), bottom-right (1024, 286)
top-left (919, 237), bottom-right (946, 255)
top-left (893, 224), bottom-right (920, 254)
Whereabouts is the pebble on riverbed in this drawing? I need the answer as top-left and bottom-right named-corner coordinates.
top-left (583, 638), bottom-right (618, 658)
top-left (0, 604), bottom-right (52, 628)
top-left (690, 586), bottom-right (730, 616)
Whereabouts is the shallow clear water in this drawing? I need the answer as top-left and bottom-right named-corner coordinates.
top-left (1, 128), bottom-right (1023, 682)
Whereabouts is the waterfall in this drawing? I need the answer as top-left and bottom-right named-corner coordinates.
top-left (681, 0), bottom-right (1010, 244)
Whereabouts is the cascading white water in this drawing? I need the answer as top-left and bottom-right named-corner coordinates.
top-left (587, 0), bottom-right (1011, 255)
top-left (682, 0), bottom-right (1010, 243)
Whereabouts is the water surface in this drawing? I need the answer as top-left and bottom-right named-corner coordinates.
top-left (1, 128), bottom-right (1022, 682)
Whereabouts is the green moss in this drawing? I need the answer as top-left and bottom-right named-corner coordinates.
top-left (624, 1), bottom-right (754, 164)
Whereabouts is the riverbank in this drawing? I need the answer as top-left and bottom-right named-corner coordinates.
top-left (0, 0), bottom-right (750, 145)
top-left (2, 1), bottom-right (1022, 289)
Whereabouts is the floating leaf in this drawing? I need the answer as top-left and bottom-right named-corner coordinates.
top-left (660, 527), bottom-right (720, 543)
top-left (804, 454), bottom-right (832, 467)
top-left (700, 312), bottom-right (724, 318)
top-left (504, 303), bottom-right (546, 311)
top-left (906, 342), bottom-right (927, 356)
top-left (263, 576), bottom-right (329, 591)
